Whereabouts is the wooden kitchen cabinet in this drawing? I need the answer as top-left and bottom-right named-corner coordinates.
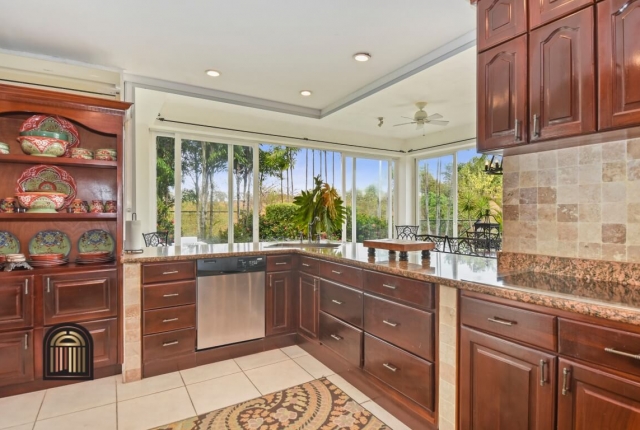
top-left (477, 35), bottom-right (529, 151)
top-left (529, 7), bottom-right (596, 141)
top-left (0, 275), bottom-right (33, 332)
top-left (530, 0), bottom-right (593, 29)
top-left (0, 329), bottom-right (34, 388)
top-left (298, 273), bottom-right (319, 340)
top-left (477, 0), bottom-right (528, 52)
top-left (266, 271), bottom-right (294, 336)
top-left (557, 359), bottom-right (640, 429)
top-left (43, 269), bottom-right (118, 326)
top-left (598, 0), bottom-right (640, 130)
top-left (459, 327), bottom-right (556, 430)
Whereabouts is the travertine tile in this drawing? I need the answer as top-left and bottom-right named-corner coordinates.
top-left (628, 224), bottom-right (640, 246)
top-left (602, 244), bottom-right (627, 261)
top-left (629, 203), bottom-right (640, 223)
top-left (557, 185), bottom-right (579, 204)
top-left (557, 204), bottom-right (579, 222)
top-left (538, 169), bottom-right (557, 186)
top-left (558, 147), bottom-right (579, 166)
top-left (520, 153), bottom-right (538, 170)
top-left (538, 151), bottom-right (557, 169)
top-left (503, 155), bottom-right (519, 172)
top-left (520, 204), bottom-right (537, 221)
top-left (602, 202), bottom-right (627, 224)
top-left (538, 187), bottom-right (557, 204)
top-left (628, 160), bottom-right (640, 181)
top-left (628, 139), bottom-right (640, 159)
top-left (538, 204), bottom-right (556, 221)
top-left (602, 182), bottom-right (626, 202)
top-left (440, 324), bottom-right (456, 347)
top-left (557, 223), bottom-right (578, 241)
top-left (580, 145), bottom-right (601, 165)
top-left (602, 161), bottom-right (626, 182)
top-left (602, 224), bottom-right (627, 244)
top-left (578, 204), bottom-right (601, 222)
top-left (520, 188), bottom-right (538, 204)
top-left (440, 362), bottom-right (456, 385)
top-left (628, 246), bottom-right (640, 262)
top-left (579, 184), bottom-right (602, 203)
top-left (504, 172), bottom-right (520, 189)
top-left (504, 205), bottom-right (519, 221)
top-left (579, 164), bottom-right (602, 184)
top-left (578, 223), bottom-right (602, 243)
top-left (440, 305), bottom-right (456, 328)
top-left (558, 166), bottom-right (579, 185)
top-left (537, 222), bottom-right (558, 242)
top-left (579, 242), bottom-right (602, 259)
top-left (519, 171), bottom-right (538, 188)
top-left (602, 141), bottom-right (627, 161)
top-left (439, 285), bottom-right (457, 308)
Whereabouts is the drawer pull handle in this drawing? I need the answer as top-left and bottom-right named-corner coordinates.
top-left (561, 368), bottom-right (571, 396)
top-left (514, 118), bottom-right (521, 141)
top-left (533, 114), bottom-right (540, 138)
top-left (302, 263), bottom-right (311, 267)
top-left (332, 300), bottom-right (343, 305)
top-left (24, 279), bottom-right (29, 295)
top-left (382, 284), bottom-right (396, 290)
top-left (331, 270), bottom-right (342, 275)
top-left (163, 318), bottom-right (179, 323)
top-left (383, 320), bottom-right (397, 327)
top-left (330, 334), bottom-right (342, 341)
top-left (487, 317), bottom-right (515, 326)
top-left (383, 363), bottom-right (397, 372)
top-left (162, 270), bottom-right (179, 275)
top-left (46, 278), bottom-right (51, 293)
top-left (275, 262), bottom-right (288, 265)
top-left (539, 360), bottom-right (547, 386)
top-left (163, 341), bottom-right (179, 347)
top-left (24, 333), bottom-right (28, 350)
top-left (604, 347), bottom-right (640, 360)
top-left (163, 293), bottom-right (180, 298)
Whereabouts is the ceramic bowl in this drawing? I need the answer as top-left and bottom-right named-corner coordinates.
top-left (95, 148), bottom-right (117, 161)
top-left (30, 253), bottom-right (64, 261)
top-left (17, 136), bottom-right (68, 157)
top-left (70, 148), bottom-right (94, 160)
top-left (15, 192), bottom-right (67, 213)
top-left (19, 130), bottom-right (69, 141)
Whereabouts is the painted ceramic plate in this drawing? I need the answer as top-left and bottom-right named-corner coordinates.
top-left (29, 230), bottom-right (71, 257)
top-left (20, 115), bottom-right (80, 156)
top-left (0, 231), bottom-right (20, 255)
top-left (78, 229), bottom-right (115, 253)
top-left (16, 165), bottom-right (77, 208)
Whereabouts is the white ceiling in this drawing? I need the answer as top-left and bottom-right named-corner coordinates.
top-left (0, 0), bottom-right (476, 110)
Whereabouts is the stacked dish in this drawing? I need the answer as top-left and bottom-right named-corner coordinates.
top-left (5, 253), bottom-right (26, 263)
top-left (28, 253), bottom-right (69, 267)
top-left (77, 251), bottom-right (114, 264)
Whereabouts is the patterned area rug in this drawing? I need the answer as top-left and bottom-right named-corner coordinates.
top-left (152, 378), bottom-right (391, 430)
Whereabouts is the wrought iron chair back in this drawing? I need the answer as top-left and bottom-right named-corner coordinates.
top-left (395, 225), bottom-right (419, 240)
top-left (142, 231), bottom-right (169, 247)
top-left (417, 233), bottom-right (501, 258)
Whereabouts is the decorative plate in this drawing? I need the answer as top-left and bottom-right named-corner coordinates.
top-left (29, 230), bottom-right (71, 257)
top-left (20, 115), bottom-right (80, 156)
top-left (16, 165), bottom-right (77, 208)
top-left (78, 229), bottom-right (115, 254)
top-left (0, 231), bottom-right (20, 255)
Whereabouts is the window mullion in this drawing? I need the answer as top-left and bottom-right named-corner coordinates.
top-left (228, 144), bottom-right (234, 245)
top-left (174, 134), bottom-right (183, 246)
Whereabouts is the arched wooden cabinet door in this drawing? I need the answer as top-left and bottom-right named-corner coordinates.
top-left (530, 0), bottom-right (593, 29)
top-left (477, 0), bottom-right (527, 52)
top-left (529, 7), bottom-right (596, 142)
top-left (598, 0), bottom-right (640, 130)
top-left (477, 35), bottom-right (528, 152)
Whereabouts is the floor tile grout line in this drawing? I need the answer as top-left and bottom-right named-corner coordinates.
top-left (32, 389), bottom-right (47, 423)
top-left (234, 356), bottom-right (292, 372)
top-left (114, 378), bottom-right (118, 430)
top-left (178, 370), bottom-right (198, 416)
top-left (241, 368), bottom-right (267, 396)
top-left (34, 401), bottom-right (118, 424)
top-left (182, 369), bottom-right (244, 387)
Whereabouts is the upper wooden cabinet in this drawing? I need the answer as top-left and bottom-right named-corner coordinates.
top-left (478, 35), bottom-right (529, 151)
top-left (598, 0), bottom-right (640, 130)
top-left (530, 0), bottom-right (593, 29)
top-left (529, 7), bottom-right (596, 141)
top-left (477, 0), bottom-right (528, 52)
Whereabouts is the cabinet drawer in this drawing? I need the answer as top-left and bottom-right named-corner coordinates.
top-left (320, 261), bottom-right (362, 289)
top-left (364, 294), bottom-right (434, 361)
top-left (364, 334), bottom-right (434, 411)
top-left (461, 296), bottom-right (557, 351)
top-left (299, 256), bottom-right (320, 275)
top-left (143, 281), bottom-right (196, 310)
top-left (559, 319), bottom-right (640, 379)
top-left (142, 261), bottom-right (195, 284)
top-left (319, 311), bottom-right (362, 366)
top-left (143, 328), bottom-right (196, 362)
top-left (363, 270), bottom-right (434, 310)
top-left (320, 280), bottom-right (363, 328)
top-left (267, 255), bottom-right (294, 272)
top-left (143, 304), bottom-right (196, 335)
top-left (43, 269), bottom-right (117, 325)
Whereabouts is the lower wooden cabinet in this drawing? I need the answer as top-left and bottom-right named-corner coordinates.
top-left (459, 327), bottom-right (556, 430)
top-left (0, 275), bottom-right (33, 332)
top-left (298, 273), bottom-right (319, 339)
top-left (80, 318), bottom-right (118, 368)
top-left (0, 329), bottom-right (34, 388)
top-left (266, 271), bottom-right (294, 336)
top-left (557, 359), bottom-right (640, 429)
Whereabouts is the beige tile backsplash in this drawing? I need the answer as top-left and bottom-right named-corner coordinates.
top-left (502, 138), bottom-right (640, 262)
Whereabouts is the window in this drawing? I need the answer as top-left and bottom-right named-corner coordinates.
top-left (155, 136), bottom-right (176, 244)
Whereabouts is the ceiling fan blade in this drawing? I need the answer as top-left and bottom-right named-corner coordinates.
top-left (416, 122), bottom-right (424, 130)
top-left (427, 113), bottom-right (443, 120)
top-left (401, 116), bottom-right (415, 121)
top-left (393, 122), bottom-right (416, 127)
top-left (426, 120), bottom-right (449, 126)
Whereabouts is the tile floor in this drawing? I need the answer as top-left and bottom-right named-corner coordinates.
top-left (0, 345), bottom-right (411, 430)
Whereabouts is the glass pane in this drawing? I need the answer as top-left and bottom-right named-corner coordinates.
top-left (354, 158), bottom-right (389, 241)
top-left (417, 155), bottom-right (454, 236)
top-left (345, 157), bottom-right (353, 242)
top-left (180, 140), bottom-right (229, 244)
top-left (233, 145), bottom-right (254, 243)
top-left (156, 136), bottom-right (175, 245)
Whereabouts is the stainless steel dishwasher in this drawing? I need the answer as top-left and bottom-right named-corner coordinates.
top-left (196, 256), bottom-right (266, 350)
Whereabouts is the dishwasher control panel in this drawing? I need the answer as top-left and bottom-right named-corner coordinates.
top-left (237, 257), bottom-right (265, 271)
top-left (197, 256), bottom-right (266, 275)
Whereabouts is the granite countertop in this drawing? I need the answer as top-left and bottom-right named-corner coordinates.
top-left (122, 242), bottom-right (640, 326)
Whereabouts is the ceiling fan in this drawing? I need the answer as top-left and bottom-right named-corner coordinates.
top-left (394, 102), bottom-right (449, 134)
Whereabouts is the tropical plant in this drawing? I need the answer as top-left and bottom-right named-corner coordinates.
top-left (293, 175), bottom-right (346, 237)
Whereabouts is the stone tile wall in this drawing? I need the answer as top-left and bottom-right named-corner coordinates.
top-left (502, 139), bottom-right (640, 262)
top-left (122, 263), bottom-right (142, 382)
top-left (438, 285), bottom-right (458, 430)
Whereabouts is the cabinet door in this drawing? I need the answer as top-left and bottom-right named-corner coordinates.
top-left (298, 273), bottom-right (319, 339)
top-left (44, 318), bottom-right (118, 369)
top-left (460, 328), bottom-right (556, 430)
top-left (43, 269), bottom-right (117, 325)
top-left (530, 0), bottom-right (593, 28)
top-left (529, 7), bottom-right (596, 141)
top-left (477, 0), bottom-right (528, 52)
top-left (0, 330), bottom-right (34, 388)
top-left (0, 275), bottom-right (33, 331)
top-left (598, 0), bottom-right (640, 130)
top-left (478, 35), bottom-right (529, 152)
top-left (557, 359), bottom-right (640, 429)
top-left (266, 271), bottom-right (293, 336)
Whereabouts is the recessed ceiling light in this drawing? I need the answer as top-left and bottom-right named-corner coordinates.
top-left (353, 53), bottom-right (371, 62)
top-left (300, 90), bottom-right (312, 96)
top-left (205, 69), bottom-right (221, 77)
